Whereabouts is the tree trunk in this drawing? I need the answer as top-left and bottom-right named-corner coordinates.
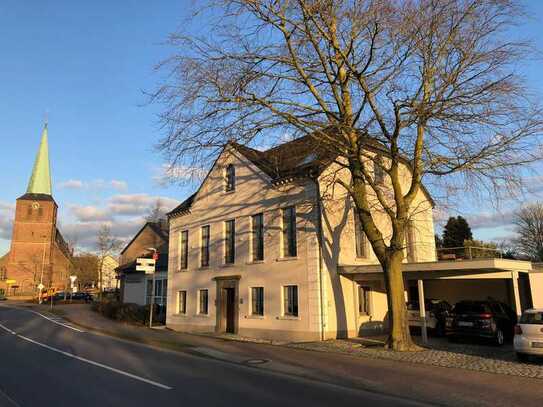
top-left (99, 259), bottom-right (103, 301)
top-left (382, 250), bottom-right (417, 351)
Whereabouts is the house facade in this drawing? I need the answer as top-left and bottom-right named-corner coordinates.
top-left (166, 136), bottom-right (437, 341)
top-left (99, 255), bottom-right (119, 291)
top-left (117, 221), bottom-right (169, 306)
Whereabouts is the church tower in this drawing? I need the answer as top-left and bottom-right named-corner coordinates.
top-left (3, 124), bottom-right (72, 295)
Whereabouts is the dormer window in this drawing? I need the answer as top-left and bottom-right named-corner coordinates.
top-left (225, 164), bottom-right (235, 192)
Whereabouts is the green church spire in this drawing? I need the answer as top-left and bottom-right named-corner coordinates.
top-left (26, 124), bottom-right (52, 195)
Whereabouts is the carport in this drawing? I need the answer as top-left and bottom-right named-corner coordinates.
top-left (339, 258), bottom-right (542, 343)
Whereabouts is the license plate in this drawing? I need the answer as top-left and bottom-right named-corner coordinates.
top-left (458, 321), bottom-right (474, 327)
top-left (532, 342), bottom-right (543, 348)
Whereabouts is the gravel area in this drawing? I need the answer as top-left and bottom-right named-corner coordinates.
top-left (289, 337), bottom-right (543, 379)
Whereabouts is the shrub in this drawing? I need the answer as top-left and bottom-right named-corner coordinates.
top-left (92, 300), bottom-right (165, 325)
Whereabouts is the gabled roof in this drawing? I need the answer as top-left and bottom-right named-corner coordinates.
top-left (168, 136), bottom-right (333, 218)
top-left (168, 193), bottom-right (196, 218)
top-left (55, 228), bottom-right (73, 261)
top-left (120, 221), bottom-right (169, 255)
top-left (231, 135), bottom-right (335, 180)
top-left (168, 132), bottom-right (435, 218)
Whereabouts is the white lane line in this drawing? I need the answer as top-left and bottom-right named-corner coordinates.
top-left (17, 335), bottom-right (172, 390)
top-left (27, 310), bottom-right (84, 333)
top-left (0, 323), bottom-right (16, 335)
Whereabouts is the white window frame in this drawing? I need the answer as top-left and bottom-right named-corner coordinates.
top-left (282, 284), bottom-right (299, 317)
top-left (177, 290), bottom-right (187, 315)
top-left (251, 213), bottom-right (264, 262)
top-left (281, 206), bottom-right (297, 258)
top-left (179, 230), bottom-right (189, 271)
top-left (198, 288), bottom-right (209, 315)
top-left (250, 286), bottom-right (264, 316)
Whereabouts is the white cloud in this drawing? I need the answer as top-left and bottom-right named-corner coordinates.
top-left (68, 194), bottom-right (180, 222)
top-left (110, 180), bottom-right (128, 191)
top-left (58, 179), bottom-right (84, 189)
top-left (58, 179), bottom-right (129, 192)
top-left (60, 194), bottom-right (181, 251)
top-left (61, 218), bottom-right (146, 250)
top-left (108, 194), bottom-right (180, 216)
top-left (70, 205), bottom-right (112, 222)
top-left (0, 201), bottom-right (14, 246)
top-left (465, 211), bottom-right (515, 230)
top-left (153, 164), bottom-right (207, 186)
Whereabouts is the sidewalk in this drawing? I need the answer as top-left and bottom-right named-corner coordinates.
top-left (13, 302), bottom-right (543, 407)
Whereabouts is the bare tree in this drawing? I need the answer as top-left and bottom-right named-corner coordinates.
top-left (152, 1), bottom-right (543, 350)
top-left (72, 253), bottom-right (100, 289)
top-left (145, 199), bottom-right (166, 223)
top-left (514, 203), bottom-right (543, 262)
top-left (96, 224), bottom-right (122, 299)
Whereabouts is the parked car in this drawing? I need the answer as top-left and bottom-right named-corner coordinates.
top-left (446, 300), bottom-right (517, 345)
top-left (71, 292), bottom-right (93, 302)
top-left (407, 299), bottom-right (451, 336)
top-left (514, 309), bottom-right (543, 361)
top-left (51, 292), bottom-right (63, 301)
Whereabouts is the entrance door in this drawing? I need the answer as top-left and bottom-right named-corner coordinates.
top-left (225, 287), bottom-right (236, 333)
top-left (215, 277), bottom-right (239, 334)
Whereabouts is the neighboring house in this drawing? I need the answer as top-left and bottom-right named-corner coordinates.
top-left (0, 124), bottom-right (73, 297)
top-left (166, 135), bottom-right (543, 342)
top-left (116, 221), bottom-right (169, 306)
top-left (99, 255), bottom-right (119, 291)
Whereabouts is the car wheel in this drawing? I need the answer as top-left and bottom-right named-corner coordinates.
top-left (495, 329), bottom-right (504, 346)
top-left (516, 352), bottom-right (529, 362)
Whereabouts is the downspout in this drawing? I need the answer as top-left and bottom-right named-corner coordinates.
top-left (312, 175), bottom-right (326, 341)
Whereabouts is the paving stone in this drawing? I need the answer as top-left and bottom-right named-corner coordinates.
top-left (288, 338), bottom-right (543, 379)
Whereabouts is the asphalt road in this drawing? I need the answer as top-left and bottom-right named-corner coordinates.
top-left (0, 305), bottom-right (430, 407)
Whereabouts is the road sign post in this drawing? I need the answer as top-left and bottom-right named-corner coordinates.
top-left (136, 253), bottom-right (158, 328)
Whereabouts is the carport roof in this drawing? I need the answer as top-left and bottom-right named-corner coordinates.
top-left (339, 258), bottom-right (533, 279)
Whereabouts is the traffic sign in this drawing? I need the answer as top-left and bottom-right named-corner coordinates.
top-left (136, 258), bottom-right (156, 274)
top-left (37, 283), bottom-right (44, 290)
top-left (6, 279), bottom-right (16, 284)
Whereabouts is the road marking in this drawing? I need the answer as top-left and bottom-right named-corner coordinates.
top-left (27, 310), bottom-right (84, 333)
top-left (0, 323), bottom-right (16, 335)
top-left (17, 335), bottom-right (172, 390)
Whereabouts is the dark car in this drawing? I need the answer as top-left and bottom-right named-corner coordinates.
top-left (446, 300), bottom-right (517, 345)
top-left (70, 292), bottom-right (93, 302)
top-left (52, 292), bottom-right (67, 301)
top-left (407, 299), bottom-right (452, 336)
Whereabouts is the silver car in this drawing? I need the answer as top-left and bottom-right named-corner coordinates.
top-left (514, 309), bottom-right (543, 361)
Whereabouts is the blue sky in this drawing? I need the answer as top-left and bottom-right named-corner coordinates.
top-left (0, 1), bottom-right (542, 254)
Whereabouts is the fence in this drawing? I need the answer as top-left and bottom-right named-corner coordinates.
top-left (436, 246), bottom-right (502, 260)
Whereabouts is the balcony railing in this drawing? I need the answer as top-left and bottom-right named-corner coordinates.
top-left (436, 246), bottom-right (502, 261)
